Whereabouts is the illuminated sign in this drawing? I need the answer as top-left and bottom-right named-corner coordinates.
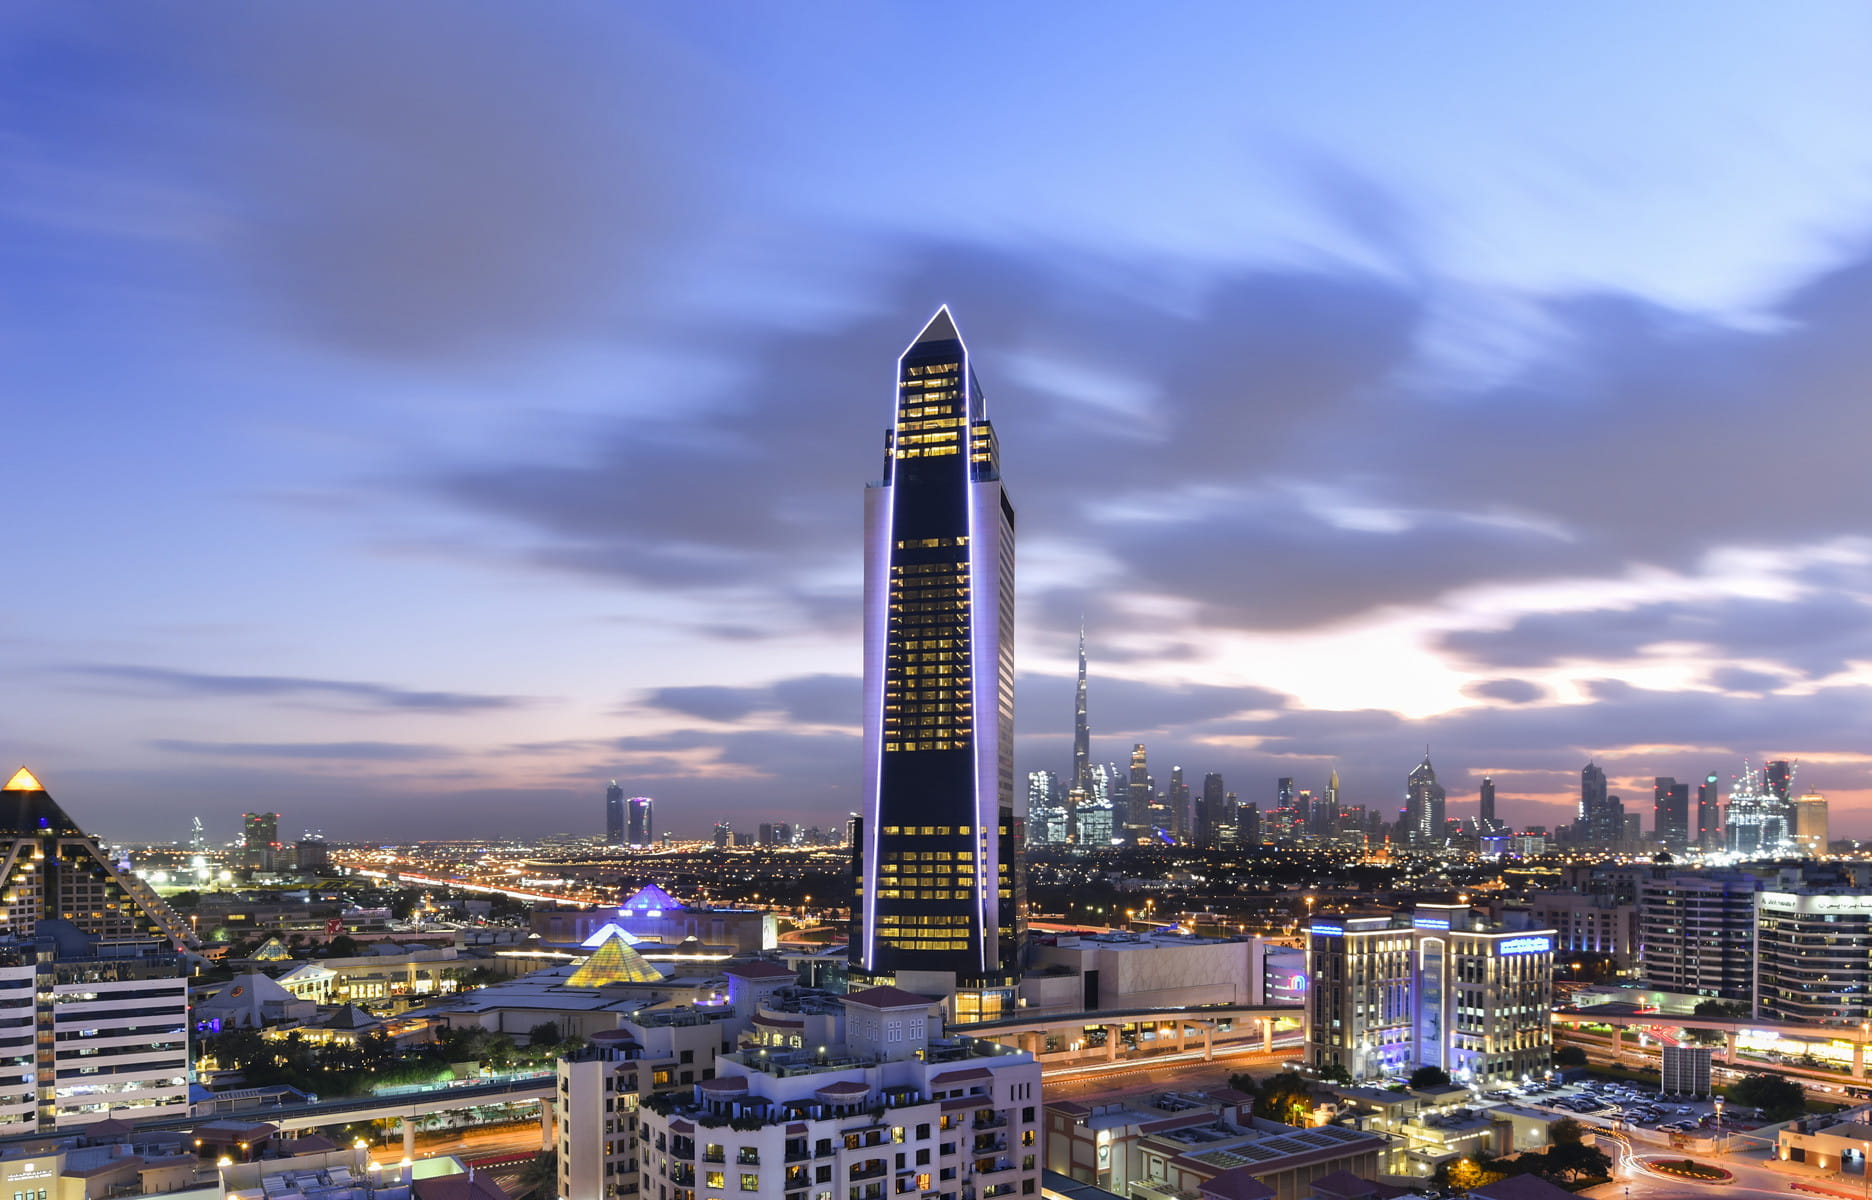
top-left (1310, 923), bottom-right (1344, 937)
top-left (1412, 916), bottom-right (1451, 930)
top-left (1500, 936), bottom-right (1551, 955)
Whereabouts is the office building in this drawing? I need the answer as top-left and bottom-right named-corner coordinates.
top-left (627, 795), bottom-right (654, 849)
top-left (1529, 893), bottom-right (1638, 968)
top-left (1403, 755), bottom-right (1445, 849)
top-left (1167, 767), bottom-right (1189, 843)
top-left (1197, 773), bottom-right (1225, 850)
top-left (607, 782), bottom-right (626, 847)
top-left (713, 823), bottom-right (732, 851)
top-left (1755, 889), bottom-right (1872, 1023)
top-left (294, 836), bottom-right (331, 873)
top-left (1305, 903), bottom-right (1554, 1086)
top-left (854, 308), bottom-right (1023, 1005)
top-left (1046, 1090), bottom-right (1384, 1200)
top-left (1653, 778), bottom-right (1689, 851)
top-left (1027, 772), bottom-right (1065, 845)
top-left (630, 985), bottom-right (1042, 1200)
top-left (1697, 774), bottom-right (1720, 850)
top-left (1128, 745), bottom-right (1152, 836)
top-left (1793, 793), bottom-right (1829, 856)
top-left (1577, 762), bottom-right (1621, 849)
top-left (1478, 775), bottom-right (1495, 827)
top-left (0, 768), bottom-right (192, 1133)
top-left (1637, 872), bottom-right (1760, 1002)
top-left (242, 811), bottom-right (280, 871)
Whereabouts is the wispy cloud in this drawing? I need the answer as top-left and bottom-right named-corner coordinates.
top-left (65, 665), bottom-right (528, 713)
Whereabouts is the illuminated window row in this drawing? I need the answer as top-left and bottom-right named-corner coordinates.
top-left (895, 537), bottom-right (967, 549)
top-left (874, 889), bottom-right (975, 901)
top-left (895, 445), bottom-right (958, 459)
top-left (892, 562), bottom-right (964, 576)
top-left (904, 363), bottom-right (958, 377)
top-left (882, 938), bottom-right (969, 951)
top-left (880, 826), bottom-right (982, 836)
top-left (883, 741), bottom-right (963, 753)
top-left (875, 914), bottom-right (972, 927)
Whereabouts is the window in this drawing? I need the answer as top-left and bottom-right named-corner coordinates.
top-left (741, 1176), bottom-right (759, 1192)
top-left (706, 1174), bottom-right (725, 1190)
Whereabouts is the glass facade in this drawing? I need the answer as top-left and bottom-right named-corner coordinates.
top-left (856, 309), bottom-right (1022, 982)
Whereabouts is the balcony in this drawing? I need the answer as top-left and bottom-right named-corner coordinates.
top-left (972, 1115), bottom-right (1006, 1130)
top-left (850, 1164), bottom-right (887, 1182)
top-left (669, 1168), bottom-right (695, 1187)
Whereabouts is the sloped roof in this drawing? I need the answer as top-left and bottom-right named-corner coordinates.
top-left (1471, 1176), bottom-right (1579, 1200)
top-left (566, 930), bottom-right (663, 987)
top-left (251, 937), bottom-right (293, 962)
top-left (0, 766), bottom-right (86, 835)
top-left (1198, 1167), bottom-right (1277, 1200)
top-left (620, 883), bottom-right (682, 912)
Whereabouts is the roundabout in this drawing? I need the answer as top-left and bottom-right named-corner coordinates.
top-left (1634, 1157), bottom-right (1736, 1185)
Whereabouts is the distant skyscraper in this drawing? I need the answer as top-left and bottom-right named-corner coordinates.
top-left (242, 811), bottom-right (280, 870)
top-left (1317, 768), bottom-right (1341, 837)
top-left (626, 795), bottom-right (654, 848)
top-left (1697, 773), bottom-right (1720, 849)
top-left (1197, 772), bottom-right (1225, 849)
top-left (1479, 776), bottom-right (1496, 825)
top-left (1653, 778), bottom-right (1689, 850)
top-left (1404, 754), bottom-right (1446, 848)
top-left (1793, 792), bottom-right (1829, 856)
top-left (713, 821), bottom-right (731, 850)
top-left (1128, 744), bottom-right (1151, 834)
top-left (1765, 759), bottom-right (1794, 803)
top-left (1579, 762), bottom-right (1617, 848)
top-left (855, 308), bottom-right (1022, 995)
top-left (605, 781), bottom-right (625, 846)
top-left (1072, 623), bottom-right (1091, 796)
top-left (1168, 766), bottom-right (1189, 842)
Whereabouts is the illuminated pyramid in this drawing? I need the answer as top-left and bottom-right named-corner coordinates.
top-left (566, 928), bottom-right (663, 987)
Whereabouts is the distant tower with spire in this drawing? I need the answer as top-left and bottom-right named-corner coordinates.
top-left (1072, 621), bottom-right (1091, 796)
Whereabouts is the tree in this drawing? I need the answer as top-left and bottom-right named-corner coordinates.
top-left (1252, 1073), bottom-right (1313, 1126)
top-left (1439, 1156), bottom-right (1506, 1192)
top-left (1318, 1062), bottom-right (1352, 1085)
top-left (1694, 1000), bottom-right (1749, 1019)
top-left (1553, 1045), bottom-right (1587, 1067)
top-left (1543, 1140), bottom-right (1611, 1182)
top-left (1227, 1072), bottom-right (1259, 1095)
top-left (1409, 1066), bottom-right (1452, 1089)
top-left (514, 1150), bottom-right (557, 1199)
top-left (326, 934), bottom-right (360, 958)
top-left (1729, 1072), bottom-right (1806, 1121)
top-left (528, 1021), bottom-right (563, 1048)
top-left (1548, 1117), bottom-right (1585, 1147)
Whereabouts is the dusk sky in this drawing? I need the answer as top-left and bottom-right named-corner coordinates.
top-left (10, 4), bottom-right (1872, 842)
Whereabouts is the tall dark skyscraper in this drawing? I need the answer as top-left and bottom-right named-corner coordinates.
top-left (1478, 775), bottom-right (1496, 825)
top-left (1168, 766), bottom-right (1189, 842)
top-left (243, 810), bottom-right (280, 869)
top-left (605, 781), bottom-right (625, 846)
top-left (1653, 777), bottom-right (1689, 850)
top-left (1071, 622), bottom-right (1090, 797)
top-left (1697, 773), bottom-right (1720, 849)
top-left (1198, 772), bottom-right (1225, 849)
top-left (627, 795), bottom-right (654, 848)
top-left (855, 308), bottom-right (1022, 997)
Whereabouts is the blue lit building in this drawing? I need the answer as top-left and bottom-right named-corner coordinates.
top-left (1305, 903), bottom-right (1555, 1086)
top-left (852, 308), bottom-right (1024, 1015)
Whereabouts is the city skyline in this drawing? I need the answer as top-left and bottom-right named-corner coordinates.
top-left (11, 6), bottom-right (1872, 838)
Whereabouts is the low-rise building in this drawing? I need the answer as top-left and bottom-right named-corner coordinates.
top-left (1044, 1091), bottom-right (1384, 1200)
top-left (629, 986), bottom-right (1041, 1200)
top-left (1305, 905), bottom-right (1553, 1087)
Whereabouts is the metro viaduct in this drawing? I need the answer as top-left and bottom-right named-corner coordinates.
top-left (1552, 1008), bottom-right (1872, 1078)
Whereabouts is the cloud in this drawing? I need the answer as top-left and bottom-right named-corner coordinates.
top-left (9, 5), bottom-right (718, 361)
top-left (637, 674), bottom-right (861, 729)
top-left (64, 665), bottom-right (527, 713)
top-left (1441, 585), bottom-right (1872, 678)
top-left (151, 740), bottom-right (451, 761)
top-left (1465, 678), bottom-right (1546, 704)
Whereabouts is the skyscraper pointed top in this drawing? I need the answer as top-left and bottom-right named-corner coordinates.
top-left (4, 767), bottom-right (41, 792)
top-left (912, 305), bottom-right (960, 346)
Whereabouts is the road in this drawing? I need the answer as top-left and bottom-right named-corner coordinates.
top-left (1043, 1046), bottom-right (1293, 1101)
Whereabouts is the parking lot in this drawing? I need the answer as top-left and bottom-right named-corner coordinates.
top-left (1478, 1077), bottom-right (1766, 1137)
